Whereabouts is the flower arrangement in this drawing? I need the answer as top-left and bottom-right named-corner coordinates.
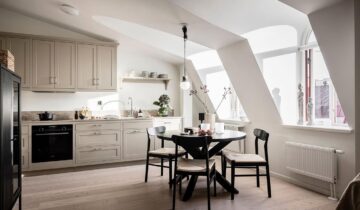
top-left (153, 94), bottom-right (171, 117)
top-left (190, 85), bottom-right (232, 115)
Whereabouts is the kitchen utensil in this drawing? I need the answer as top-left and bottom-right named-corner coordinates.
top-left (38, 111), bottom-right (54, 121)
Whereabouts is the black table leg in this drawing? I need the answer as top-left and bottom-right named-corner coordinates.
top-left (182, 175), bottom-right (198, 201)
top-left (215, 170), bottom-right (239, 194)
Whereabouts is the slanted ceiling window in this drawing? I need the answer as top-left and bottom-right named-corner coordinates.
top-left (243, 26), bottom-right (347, 126)
top-left (188, 50), bottom-right (247, 121)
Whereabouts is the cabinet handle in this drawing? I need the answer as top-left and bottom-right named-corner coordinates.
top-left (96, 79), bottom-right (100, 86)
top-left (93, 78), bottom-right (97, 86)
top-left (94, 132), bottom-right (101, 135)
top-left (50, 76), bottom-right (54, 84)
top-left (164, 122), bottom-right (172, 124)
top-left (54, 77), bottom-right (58, 84)
top-left (128, 130), bottom-right (142, 134)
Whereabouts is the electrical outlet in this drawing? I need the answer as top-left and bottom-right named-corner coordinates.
top-left (97, 100), bottom-right (102, 106)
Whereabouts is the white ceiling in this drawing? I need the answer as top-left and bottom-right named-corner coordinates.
top-left (280, 0), bottom-right (344, 14)
top-left (0, 0), bottom-right (315, 64)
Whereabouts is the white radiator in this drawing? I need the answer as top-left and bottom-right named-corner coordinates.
top-left (285, 141), bottom-right (343, 199)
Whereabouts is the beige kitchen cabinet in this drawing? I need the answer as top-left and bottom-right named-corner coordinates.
top-left (0, 37), bottom-right (6, 50)
top-left (54, 41), bottom-right (76, 90)
top-left (32, 40), bottom-right (54, 89)
top-left (123, 120), bottom-right (152, 161)
top-left (75, 122), bottom-right (122, 165)
top-left (76, 43), bottom-right (97, 90)
top-left (77, 44), bottom-right (117, 91)
top-left (6, 37), bottom-right (31, 88)
top-left (33, 40), bottom-right (76, 91)
top-left (96, 45), bottom-right (116, 90)
top-left (21, 126), bottom-right (30, 170)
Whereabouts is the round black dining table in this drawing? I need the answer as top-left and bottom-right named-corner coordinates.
top-left (157, 130), bottom-right (246, 201)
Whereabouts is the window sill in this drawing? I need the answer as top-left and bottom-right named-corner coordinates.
top-left (282, 124), bottom-right (352, 133)
top-left (218, 119), bottom-right (250, 128)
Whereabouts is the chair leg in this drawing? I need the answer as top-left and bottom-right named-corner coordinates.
top-left (206, 174), bottom-right (211, 210)
top-left (160, 158), bottom-right (164, 176)
top-left (179, 175), bottom-right (182, 195)
top-left (172, 175), bottom-right (177, 210)
top-left (256, 166), bottom-right (260, 187)
top-left (266, 164), bottom-right (272, 198)
top-left (169, 159), bottom-right (173, 189)
top-left (231, 163), bottom-right (235, 200)
top-left (222, 155), bottom-right (226, 178)
top-left (145, 154), bottom-right (150, 183)
top-left (213, 172), bottom-right (217, 197)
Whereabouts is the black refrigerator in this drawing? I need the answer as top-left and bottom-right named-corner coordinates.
top-left (0, 65), bottom-right (22, 210)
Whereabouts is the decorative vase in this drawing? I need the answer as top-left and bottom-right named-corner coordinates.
top-left (158, 108), bottom-right (168, 117)
top-left (205, 113), bottom-right (216, 131)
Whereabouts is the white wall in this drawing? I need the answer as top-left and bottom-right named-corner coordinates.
top-left (0, 8), bottom-right (180, 115)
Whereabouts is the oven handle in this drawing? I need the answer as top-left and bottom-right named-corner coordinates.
top-left (34, 132), bottom-right (70, 136)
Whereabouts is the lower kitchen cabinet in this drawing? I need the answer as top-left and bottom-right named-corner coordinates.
top-left (122, 120), bottom-right (152, 161)
top-left (76, 146), bottom-right (121, 164)
top-left (75, 126), bottom-right (122, 165)
top-left (21, 126), bottom-right (29, 169)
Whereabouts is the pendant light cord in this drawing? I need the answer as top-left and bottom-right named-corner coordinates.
top-left (182, 24), bottom-right (187, 79)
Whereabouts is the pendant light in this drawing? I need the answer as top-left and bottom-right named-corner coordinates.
top-left (180, 23), bottom-right (191, 90)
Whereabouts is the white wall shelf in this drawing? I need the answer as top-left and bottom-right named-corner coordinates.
top-left (119, 76), bottom-right (170, 90)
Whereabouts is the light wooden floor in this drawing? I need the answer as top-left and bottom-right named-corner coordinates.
top-left (22, 160), bottom-right (337, 210)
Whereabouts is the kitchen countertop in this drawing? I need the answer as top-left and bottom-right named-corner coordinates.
top-left (22, 116), bottom-right (182, 125)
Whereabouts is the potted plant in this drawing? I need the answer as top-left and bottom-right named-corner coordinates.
top-left (153, 94), bottom-right (171, 117)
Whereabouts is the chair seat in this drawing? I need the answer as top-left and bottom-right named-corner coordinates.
top-left (224, 152), bottom-right (266, 164)
top-left (148, 148), bottom-right (186, 157)
top-left (177, 158), bottom-right (215, 173)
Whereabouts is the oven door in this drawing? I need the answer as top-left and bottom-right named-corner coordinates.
top-left (32, 130), bottom-right (73, 163)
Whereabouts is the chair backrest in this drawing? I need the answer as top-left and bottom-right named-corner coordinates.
top-left (146, 126), bottom-right (166, 152)
top-left (253, 128), bottom-right (270, 161)
top-left (172, 135), bottom-right (212, 174)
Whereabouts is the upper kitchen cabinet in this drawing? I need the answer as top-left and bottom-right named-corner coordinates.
top-left (0, 32), bottom-right (117, 91)
top-left (54, 41), bottom-right (76, 90)
top-left (96, 46), bottom-right (116, 90)
top-left (77, 43), bottom-right (97, 90)
top-left (77, 43), bottom-right (117, 91)
top-left (6, 37), bottom-right (31, 88)
top-left (32, 40), bottom-right (54, 89)
top-left (0, 37), bottom-right (6, 50)
top-left (32, 40), bottom-right (76, 91)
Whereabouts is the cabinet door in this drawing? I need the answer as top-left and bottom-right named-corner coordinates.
top-left (123, 129), bottom-right (148, 160)
top-left (96, 45), bottom-right (116, 90)
top-left (76, 130), bottom-right (121, 148)
top-left (76, 146), bottom-right (121, 164)
top-left (54, 41), bottom-right (76, 90)
top-left (0, 36), bottom-right (6, 50)
top-left (32, 40), bottom-right (54, 89)
top-left (77, 44), bottom-right (96, 90)
top-left (6, 37), bottom-right (31, 88)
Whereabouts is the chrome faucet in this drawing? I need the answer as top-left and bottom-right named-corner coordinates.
top-left (128, 97), bottom-right (133, 117)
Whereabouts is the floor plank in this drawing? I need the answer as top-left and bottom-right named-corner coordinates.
top-left (22, 160), bottom-right (337, 210)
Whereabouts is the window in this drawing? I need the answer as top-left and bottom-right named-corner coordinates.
top-left (188, 50), bottom-right (247, 121)
top-left (303, 32), bottom-right (346, 126)
top-left (243, 25), bottom-right (298, 124)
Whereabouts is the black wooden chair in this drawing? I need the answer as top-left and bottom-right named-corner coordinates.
top-left (221, 128), bottom-right (271, 200)
top-left (145, 126), bottom-right (186, 187)
top-left (172, 135), bottom-right (216, 210)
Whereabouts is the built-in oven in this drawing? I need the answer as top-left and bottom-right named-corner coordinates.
top-left (32, 125), bottom-right (73, 163)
